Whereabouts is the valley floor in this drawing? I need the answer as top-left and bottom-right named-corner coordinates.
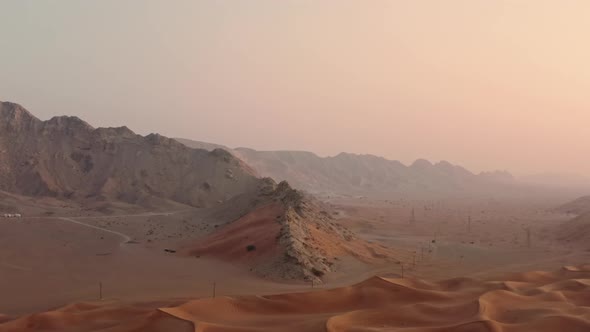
top-left (1, 195), bottom-right (588, 323)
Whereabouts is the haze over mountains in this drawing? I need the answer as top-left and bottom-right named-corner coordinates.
top-left (520, 172), bottom-right (590, 190)
top-left (3, 1), bottom-right (590, 330)
top-left (3, 101), bottom-right (590, 332)
top-left (174, 138), bottom-right (526, 198)
top-left (0, 102), bottom-right (578, 205)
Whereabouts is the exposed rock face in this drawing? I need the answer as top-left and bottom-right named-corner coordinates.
top-left (233, 149), bottom-right (517, 197)
top-left (0, 102), bottom-right (260, 207)
top-left (174, 138), bottom-right (516, 197)
top-left (271, 181), bottom-right (356, 280)
top-left (173, 138), bottom-right (232, 154)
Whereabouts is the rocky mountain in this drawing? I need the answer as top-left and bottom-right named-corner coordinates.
top-left (0, 102), bottom-right (260, 207)
top-left (175, 138), bottom-right (515, 197)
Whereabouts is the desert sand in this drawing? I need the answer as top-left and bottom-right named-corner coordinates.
top-left (2, 265), bottom-right (590, 331)
top-left (3, 193), bottom-right (589, 320)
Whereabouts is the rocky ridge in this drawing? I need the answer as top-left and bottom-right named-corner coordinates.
top-left (0, 101), bottom-right (260, 208)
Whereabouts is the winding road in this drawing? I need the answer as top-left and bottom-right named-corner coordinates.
top-left (1, 211), bottom-right (187, 273)
top-left (29, 210), bottom-right (187, 246)
top-left (56, 217), bottom-right (132, 244)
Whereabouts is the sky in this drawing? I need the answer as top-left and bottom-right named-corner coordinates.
top-left (1, 1), bottom-right (589, 176)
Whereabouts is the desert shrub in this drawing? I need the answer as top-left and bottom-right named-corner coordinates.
top-left (311, 267), bottom-right (325, 277)
top-left (246, 244), bottom-right (256, 252)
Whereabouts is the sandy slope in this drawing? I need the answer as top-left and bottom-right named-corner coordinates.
top-left (184, 194), bottom-right (412, 282)
top-left (554, 213), bottom-right (590, 249)
top-left (2, 265), bottom-right (589, 332)
top-left (185, 203), bottom-right (285, 263)
top-left (556, 195), bottom-right (590, 216)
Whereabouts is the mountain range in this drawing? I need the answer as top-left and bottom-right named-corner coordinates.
top-left (174, 138), bottom-right (515, 197)
top-left (0, 102), bottom-right (259, 208)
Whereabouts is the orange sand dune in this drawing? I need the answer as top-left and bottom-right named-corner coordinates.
top-left (185, 203), bottom-right (285, 262)
top-left (2, 266), bottom-right (590, 332)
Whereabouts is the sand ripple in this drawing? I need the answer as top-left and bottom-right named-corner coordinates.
top-left (2, 266), bottom-right (590, 331)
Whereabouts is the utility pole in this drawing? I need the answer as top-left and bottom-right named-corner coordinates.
top-left (468, 215), bottom-right (472, 233)
top-left (526, 228), bottom-right (531, 248)
top-left (401, 263), bottom-right (405, 279)
top-left (99, 282), bottom-right (103, 300)
top-left (410, 208), bottom-right (416, 225)
top-left (212, 282), bottom-right (216, 298)
top-left (433, 225), bottom-right (441, 243)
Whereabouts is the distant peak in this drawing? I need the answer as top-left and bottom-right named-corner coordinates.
top-left (0, 101), bottom-right (42, 130)
top-left (210, 148), bottom-right (234, 160)
top-left (0, 101), bottom-right (39, 121)
top-left (435, 160), bottom-right (453, 167)
top-left (45, 115), bottom-right (94, 131)
top-left (333, 152), bottom-right (385, 160)
top-left (94, 126), bottom-right (136, 137)
top-left (411, 159), bottom-right (433, 168)
top-left (145, 133), bottom-right (173, 145)
top-left (434, 160), bottom-right (462, 171)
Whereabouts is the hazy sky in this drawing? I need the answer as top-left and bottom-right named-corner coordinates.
top-left (1, 1), bottom-right (589, 176)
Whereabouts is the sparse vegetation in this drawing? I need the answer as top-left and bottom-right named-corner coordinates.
top-left (311, 267), bottom-right (325, 277)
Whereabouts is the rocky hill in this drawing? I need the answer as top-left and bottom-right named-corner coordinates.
top-left (556, 195), bottom-right (590, 216)
top-left (555, 213), bottom-right (590, 248)
top-left (0, 102), bottom-right (260, 207)
top-left (175, 138), bottom-right (515, 197)
top-left (185, 180), bottom-right (410, 281)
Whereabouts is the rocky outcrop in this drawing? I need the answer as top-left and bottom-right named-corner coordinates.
top-left (189, 181), bottom-right (405, 282)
